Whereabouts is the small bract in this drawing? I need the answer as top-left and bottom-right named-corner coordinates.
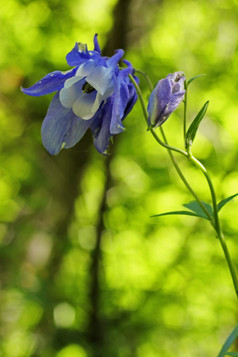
top-left (22, 34), bottom-right (138, 155)
top-left (147, 72), bottom-right (186, 127)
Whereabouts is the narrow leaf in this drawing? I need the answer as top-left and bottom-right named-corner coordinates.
top-left (225, 353), bottom-right (238, 356)
top-left (218, 193), bottom-right (238, 212)
top-left (185, 101), bottom-right (209, 148)
top-left (187, 74), bottom-right (206, 87)
top-left (183, 200), bottom-right (213, 220)
top-left (151, 210), bottom-right (207, 219)
top-left (217, 325), bottom-right (238, 357)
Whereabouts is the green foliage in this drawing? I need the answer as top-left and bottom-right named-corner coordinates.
top-left (218, 194), bottom-right (238, 212)
top-left (152, 194), bottom-right (238, 224)
top-left (183, 200), bottom-right (213, 219)
top-left (185, 101), bottom-right (209, 149)
top-left (151, 210), bottom-right (206, 219)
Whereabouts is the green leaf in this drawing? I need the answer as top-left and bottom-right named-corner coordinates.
top-left (187, 74), bottom-right (206, 86)
top-left (185, 101), bottom-right (209, 148)
top-left (225, 353), bottom-right (238, 356)
top-left (183, 200), bottom-right (213, 220)
top-left (217, 324), bottom-right (238, 357)
top-left (151, 210), bottom-right (207, 219)
top-left (218, 193), bottom-right (238, 212)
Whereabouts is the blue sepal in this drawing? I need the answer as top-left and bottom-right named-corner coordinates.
top-left (93, 34), bottom-right (101, 54)
top-left (66, 42), bottom-right (91, 66)
top-left (89, 100), bottom-right (111, 154)
top-left (106, 49), bottom-right (124, 67)
top-left (41, 93), bottom-right (91, 155)
top-left (110, 73), bottom-right (129, 134)
top-left (21, 68), bottom-right (77, 96)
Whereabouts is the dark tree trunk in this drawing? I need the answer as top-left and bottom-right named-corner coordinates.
top-left (86, 0), bottom-right (133, 355)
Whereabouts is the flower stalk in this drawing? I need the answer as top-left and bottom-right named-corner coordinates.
top-left (188, 152), bottom-right (238, 297)
top-left (183, 80), bottom-right (188, 143)
top-left (130, 70), bottom-right (238, 298)
top-left (129, 73), bottom-right (213, 222)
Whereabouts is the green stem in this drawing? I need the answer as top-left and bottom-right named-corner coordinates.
top-left (129, 73), bottom-right (212, 221)
top-left (129, 70), bottom-right (238, 297)
top-left (183, 81), bottom-right (188, 144)
top-left (128, 74), bottom-right (148, 123)
top-left (160, 128), bottom-right (213, 222)
top-left (135, 69), bottom-right (154, 92)
top-left (150, 128), bottom-right (188, 157)
top-left (189, 153), bottom-right (238, 298)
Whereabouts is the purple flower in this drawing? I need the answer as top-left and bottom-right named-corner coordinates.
top-left (21, 35), bottom-right (138, 155)
top-left (147, 72), bottom-right (186, 127)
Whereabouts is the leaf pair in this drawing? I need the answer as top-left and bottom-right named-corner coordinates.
top-left (151, 193), bottom-right (238, 221)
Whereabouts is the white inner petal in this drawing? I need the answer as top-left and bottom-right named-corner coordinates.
top-left (59, 78), bottom-right (83, 108)
top-left (64, 76), bottom-right (82, 88)
top-left (76, 60), bottom-right (95, 78)
top-left (86, 66), bottom-right (113, 96)
top-left (60, 58), bottom-right (112, 120)
top-left (72, 92), bottom-right (102, 120)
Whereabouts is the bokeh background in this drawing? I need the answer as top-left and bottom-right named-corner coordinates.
top-left (1, 0), bottom-right (238, 356)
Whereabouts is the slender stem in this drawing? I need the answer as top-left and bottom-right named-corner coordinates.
top-left (150, 128), bottom-right (188, 157)
top-left (129, 70), bottom-right (238, 297)
top-left (128, 74), bottom-right (148, 123)
top-left (129, 73), bottom-right (212, 221)
top-left (135, 69), bottom-right (154, 92)
top-left (189, 153), bottom-right (238, 297)
top-left (183, 81), bottom-right (188, 144)
top-left (160, 127), bottom-right (213, 222)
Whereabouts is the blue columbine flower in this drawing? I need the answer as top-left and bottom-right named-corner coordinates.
top-left (21, 34), bottom-right (138, 155)
top-left (147, 72), bottom-right (185, 127)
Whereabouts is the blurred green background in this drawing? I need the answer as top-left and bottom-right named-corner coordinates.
top-left (1, 0), bottom-right (238, 356)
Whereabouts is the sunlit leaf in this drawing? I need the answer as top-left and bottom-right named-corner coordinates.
top-left (218, 193), bottom-right (238, 212)
top-left (217, 324), bottom-right (238, 357)
top-left (183, 200), bottom-right (213, 220)
top-left (151, 210), bottom-right (207, 219)
top-left (185, 101), bottom-right (209, 148)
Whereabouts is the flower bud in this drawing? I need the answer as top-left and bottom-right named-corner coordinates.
top-left (147, 72), bottom-right (186, 127)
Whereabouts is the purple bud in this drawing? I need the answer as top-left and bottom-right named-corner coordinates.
top-left (147, 72), bottom-right (186, 127)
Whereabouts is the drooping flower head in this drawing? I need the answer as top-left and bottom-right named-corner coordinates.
top-left (21, 34), bottom-right (138, 155)
top-left (147, 72), bottom-right (185, 127)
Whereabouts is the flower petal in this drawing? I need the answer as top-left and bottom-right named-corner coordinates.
top-left (106, 49), bottom-right (124, 67)
top-left (21, 68), bottom-right (77, 97)
top-left (123, 78), bottom-right (138, 119)
top-left (163, 91), bottom-right (186, 117)
top-left (66, 42), bottom-right (90, 67)
top-left (93, 33), bottom-right (101, 54)
top-left (72, 90), bottom-right (100, 120)
top-left (119, 60), bottom-right (138, 119)
top-left (59, 77), bottom-right (84, 109)
top-left (90, 99), bottom-right (113, 154)
top-left (147, 77), bottom-right (172, 126)
top-left (86, 65), bottom-right (114, 96)
top-left (41, 93), bottom-right (91, 155)
top-left (148, 73), bottom-right (185, 127)
top-left (76, 60), bottom-right (96, 78)
top-left (110, 74), bottom-right (129, 134)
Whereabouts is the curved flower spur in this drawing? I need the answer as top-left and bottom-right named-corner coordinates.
top-left (21, 34), bottom-right (138, 155)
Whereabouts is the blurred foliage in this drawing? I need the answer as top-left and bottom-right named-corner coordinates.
top-left (1, 0), bottom-right (238, 356)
